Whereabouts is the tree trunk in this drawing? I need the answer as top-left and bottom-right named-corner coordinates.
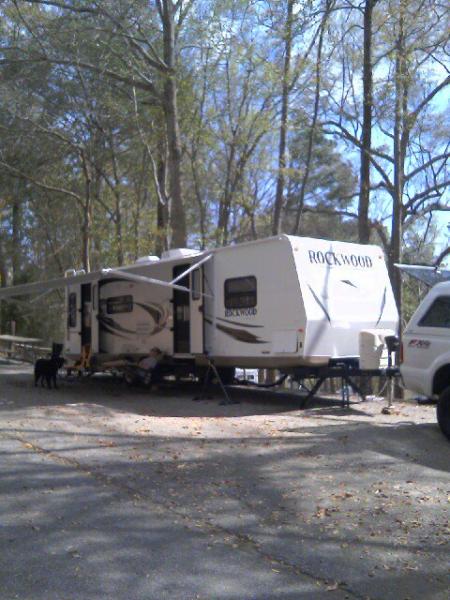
top-left (189, 48), bottom-right (210, 250)
top-left (358, 0), bottom-right (375, 244)
top-left (133, 203), bottom-right (140, 262)
top-left (161, 0), bottom-right (186, 248)
top-left (133, 151), bottom-right (148, 261)
top-left (11, 192), bottom-right (21, 285)
top-left (292, 0), bottom-right (331, 235)
top-left (190, 143), bottom-right (207, 249)
top-left (272, 0), bottom-right (294, 236)
top-left (115, 204), bottom-right (124, 266)
top-left (216, 138), bottom-right (236, 247)
top-left (82, 199), bottom-right (92, 272)
top-left (80, 154), bottom-right (92, 272)
top-left (0, 230), bottom-right (7, 333)
top-left (0, 238), bottom-right (8, 289)
top-left (155, 155), bottom-right (170, 256)
top-left (390, 0), bottom-right (407, 322)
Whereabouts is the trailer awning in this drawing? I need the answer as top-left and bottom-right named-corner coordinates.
top-left (395, 264), bottom-right (450, 287)
top-left (0, 335), bottom-right (42, 344)
top-left (0, 254), bottom-right (212, 300)
top-left (0, 271), bottom-right (101, 299)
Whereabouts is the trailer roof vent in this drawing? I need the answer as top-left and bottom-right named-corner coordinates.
top-left (161, 248), bottom-right (200, 260)
top-left (136, 255), bottom-right (160, 264)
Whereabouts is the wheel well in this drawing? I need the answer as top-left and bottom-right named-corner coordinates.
top-left (433, 365), bottom-right (450, 396)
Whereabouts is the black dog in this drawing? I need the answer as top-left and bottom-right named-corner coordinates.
top-left (34, 356), bottom-right (65, 389)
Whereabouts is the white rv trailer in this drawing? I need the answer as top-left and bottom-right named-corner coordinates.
top-left (0, 235), bottom-right (398, 376)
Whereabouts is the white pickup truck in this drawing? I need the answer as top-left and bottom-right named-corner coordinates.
top-left (401, 281), bottom-right (450, 439)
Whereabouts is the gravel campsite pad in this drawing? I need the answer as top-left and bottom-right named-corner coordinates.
top-left (1, 362), bottom-right (449, 600)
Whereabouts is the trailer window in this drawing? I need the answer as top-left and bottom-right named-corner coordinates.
top-left (418, 296), bottom-right (450, 328)
top-left (106, 295), bottom-right (133, 314)
top-left (224, 276), bottom-right (257, 309)
top-left (68, 293), bottom-right (77, 328)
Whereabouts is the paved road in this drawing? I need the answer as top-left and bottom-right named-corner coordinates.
top-left (0, 363), bottom-right (449, 600)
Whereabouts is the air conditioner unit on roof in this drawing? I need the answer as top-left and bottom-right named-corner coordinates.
top-left (161, 248), bottom-right (200, 260)
top-left (136, 256), bottom-right (160, 264)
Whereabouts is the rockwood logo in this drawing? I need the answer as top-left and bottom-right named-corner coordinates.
top-left (225, 308), bottom-right (257, 317)
top-left (308, 250), bottom-right (373, 268)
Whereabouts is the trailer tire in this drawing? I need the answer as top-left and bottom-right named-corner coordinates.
top-left (437, 387), bottom-right (450, 440)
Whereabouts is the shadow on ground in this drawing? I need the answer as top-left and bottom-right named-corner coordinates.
top-left (1, 363), bottom-right (449, 599)
top-left (0, 366), bottom-right (366, 418)
top-left (1, 419), bottom-right (449, 600)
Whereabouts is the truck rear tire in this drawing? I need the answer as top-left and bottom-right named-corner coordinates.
top-left (437, 387), bottom-right (450, 440)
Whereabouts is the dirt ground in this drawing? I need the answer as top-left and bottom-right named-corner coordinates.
top-left (0, 361), bottom-right (449, 600)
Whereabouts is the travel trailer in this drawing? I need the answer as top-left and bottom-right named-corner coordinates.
top-left (0, 235), bottom-right (398, 380)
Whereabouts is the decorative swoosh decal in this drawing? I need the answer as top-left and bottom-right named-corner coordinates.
top-left (135, 302), bottom-right (170, 334)
top-left (135, 302), bottom-right (162, 323)
top-left (98, 315), bottom-right (135, 334)
top-left (341, 279), bottom-right (357, 288)
top-left (308, 285), bottom-right (331, 323)
top-left (98, 300), bottom-right (169, 336)
top-left (204, 317), bottom-right (267, 344)
top-left (216, 323), bottom-right (268, 344)
top-left (98, 319), bottom-right (130, 339)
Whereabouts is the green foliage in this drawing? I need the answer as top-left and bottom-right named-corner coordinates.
top-left (0, 0), bottom-right (448, 341)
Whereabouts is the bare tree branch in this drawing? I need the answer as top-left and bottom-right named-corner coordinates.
top-left (22, 0), bottom-right (98, 14)
top-left (409, 75), bottom-right (450, 126)
top-left (434, 246), bottom-right (450, 266)
top-left (405, 152), bottom-right (449, 182)
top-left (0, 159), bottom-right (83, 206)
top-left (323, 120), bottom-right (395, 192)
top-left (0, 56), bottom-right (161, 98)
top-left (405, 180), bottom-right (450, 210)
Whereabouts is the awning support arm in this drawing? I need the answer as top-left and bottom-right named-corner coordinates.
top-left (103, 268), bottom-right (213, 298)
top-left (170, 253), bottom-right (213, 284)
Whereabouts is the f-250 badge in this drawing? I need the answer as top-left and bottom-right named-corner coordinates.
top-left (408, 339), bottom-right (431, 348)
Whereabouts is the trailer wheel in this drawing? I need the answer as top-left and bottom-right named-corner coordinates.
top-left (437, 387), bottom-right (450, 440)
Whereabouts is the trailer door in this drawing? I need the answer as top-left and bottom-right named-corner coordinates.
top-left (173, 264), bottom-right (190, 354)
top-left (190, 267), bottom-right (204, 354)
top-left (90, 283), bottom-right (99, 354)
top-left (66, 285), bottom-right (81, 356)
top-left (80, 283), bottom-right (92, 350)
